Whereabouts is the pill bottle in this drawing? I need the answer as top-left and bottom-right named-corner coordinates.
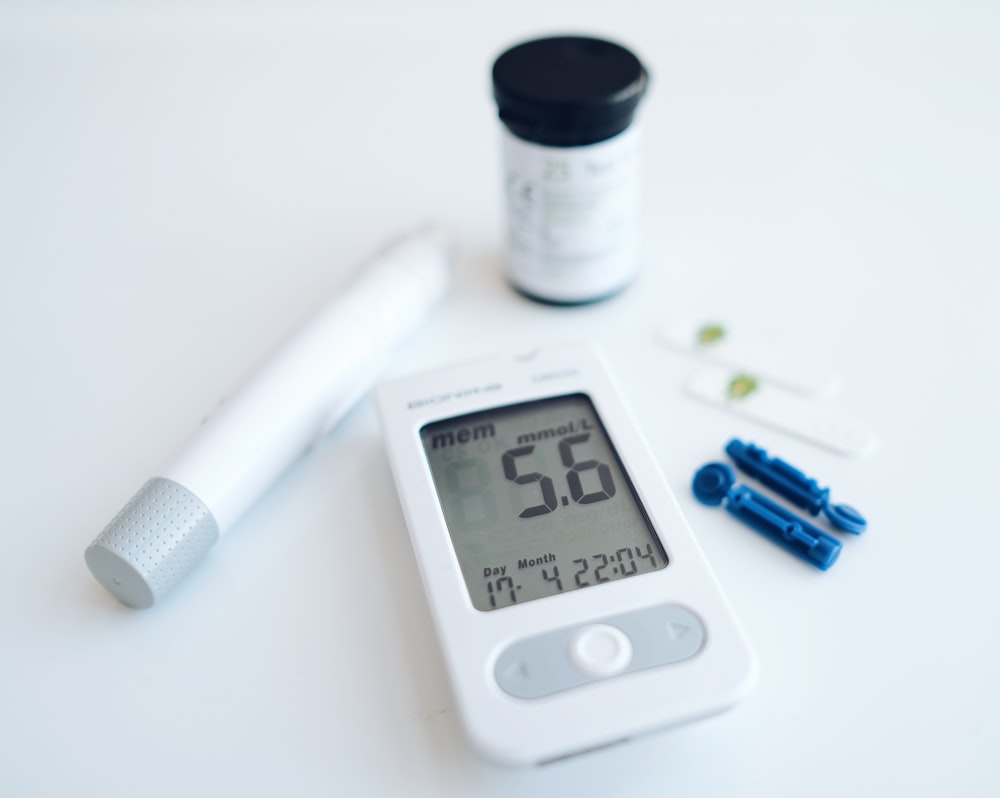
top-left (491, 35), bottom-right (649, 304)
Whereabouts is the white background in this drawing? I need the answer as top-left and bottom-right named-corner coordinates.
top-left (2, 2), bottom-right (998, 795)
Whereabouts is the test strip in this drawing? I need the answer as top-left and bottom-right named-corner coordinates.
top-left (658, 319), bottom-right (840, 397)
top-left (686, 367), bottom-right (877, 457)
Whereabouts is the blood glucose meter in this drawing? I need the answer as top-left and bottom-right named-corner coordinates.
top-left (376, 343), bottom-right (755, 765)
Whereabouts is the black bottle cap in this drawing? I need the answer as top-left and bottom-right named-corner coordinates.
top-left (492, 35), bottom-right (649, 147)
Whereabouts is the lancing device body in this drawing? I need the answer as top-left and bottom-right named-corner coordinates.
top-left (85, 227), bottom-right (452, 608)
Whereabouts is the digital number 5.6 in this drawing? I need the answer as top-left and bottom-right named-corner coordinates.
top-left (503, 432), bottom-right (616, 519)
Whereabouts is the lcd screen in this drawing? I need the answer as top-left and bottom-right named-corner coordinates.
top-left (420, 393), bottom-right (668, 610)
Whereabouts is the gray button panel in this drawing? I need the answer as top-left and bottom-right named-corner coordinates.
top-left (494, 603), bottom-right (705, 700)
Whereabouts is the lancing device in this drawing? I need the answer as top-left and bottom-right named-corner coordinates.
top-left (85, 227), bottom-right (452, 609)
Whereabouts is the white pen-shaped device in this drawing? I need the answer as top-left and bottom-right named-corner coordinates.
top-left (85, 227), bottom-right (452, 608)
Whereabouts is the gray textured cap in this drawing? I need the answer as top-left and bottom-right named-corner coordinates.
top-left (85, 477), bottom-right (220, 608)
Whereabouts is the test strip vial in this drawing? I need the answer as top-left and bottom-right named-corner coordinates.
top-left (492, 35), bottom-right (649, 305)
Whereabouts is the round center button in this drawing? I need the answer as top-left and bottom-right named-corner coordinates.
top-left (568, 624), bottom-right (634, 678)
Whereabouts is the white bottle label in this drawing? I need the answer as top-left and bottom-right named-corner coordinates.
top-left (501, 124), bottom-right (642, 303)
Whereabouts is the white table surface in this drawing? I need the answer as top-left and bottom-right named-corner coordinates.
top-left (2, 2), bottom-right (998, 795)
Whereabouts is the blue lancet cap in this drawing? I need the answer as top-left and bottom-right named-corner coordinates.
top-left (822, 503), bottom-right (867, 535)
top-left (692, 462), bottom-right (736, 506)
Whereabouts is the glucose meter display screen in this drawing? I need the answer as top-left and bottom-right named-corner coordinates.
top-left (420, 393), bottom-right (668, 611)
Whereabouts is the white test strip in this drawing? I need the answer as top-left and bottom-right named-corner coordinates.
top-left (658, 319), bottom-right (840, 397)
top-left (686, 367), bottom-right (877, 457)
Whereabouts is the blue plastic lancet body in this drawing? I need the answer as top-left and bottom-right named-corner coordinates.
top-left (692, 463), bottom-right (842, 571)
top-left (725, 438), bottom-right (866, 534)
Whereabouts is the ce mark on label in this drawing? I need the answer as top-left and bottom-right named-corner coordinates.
top-left (507, 173), bottom-right (536, 209)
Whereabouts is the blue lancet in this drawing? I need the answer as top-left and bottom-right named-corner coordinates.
top-left (724, 438), bottom-right (866, 534)
top-left (692, 463), bottom-right (842, 571)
